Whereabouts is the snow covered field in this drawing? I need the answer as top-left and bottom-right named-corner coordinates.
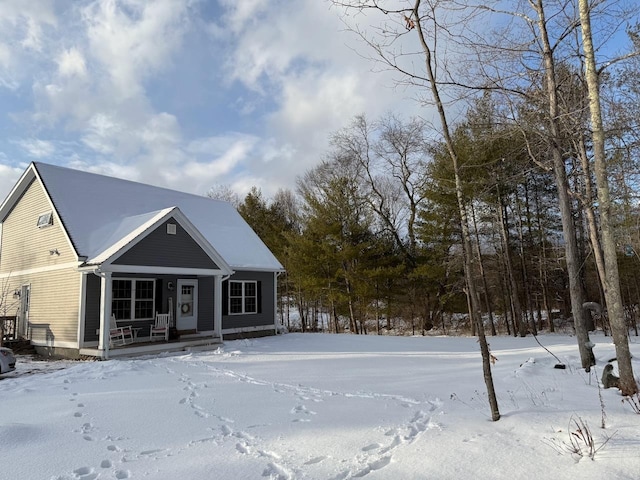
top-left (1, 332), bottom-right (639, 480)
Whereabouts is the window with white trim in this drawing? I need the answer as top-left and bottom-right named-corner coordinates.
top-left (229, 280), bottom-right (257, 314)
top-left (112, 279), bottom-right (155, 321)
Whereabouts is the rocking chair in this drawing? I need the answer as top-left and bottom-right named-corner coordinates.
top-left (150, 312), bottom-right (171, 341)
top-left (109, 314), bottom-right (134, 346)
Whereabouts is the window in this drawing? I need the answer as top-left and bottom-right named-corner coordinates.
top-left (37, 211), bottom-right (53, 228)
top-left (112, 279), bottom-right (155, 321)
top-left (229, 280), bottom-right (257, 314)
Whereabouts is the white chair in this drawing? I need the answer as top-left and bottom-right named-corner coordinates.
top-left (109, 314), bottom-right (134, 346)
top-left (150, 312), bottom-right (170, 341)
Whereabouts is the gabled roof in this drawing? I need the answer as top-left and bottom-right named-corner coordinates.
top-left (0, 162), bottom-right (284, 272)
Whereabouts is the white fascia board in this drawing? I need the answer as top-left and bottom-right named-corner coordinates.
top-left (32, 164), bottom-right (81, 259)
top-left (87, 207), bottom-right (175, 265)
top-left (231, 266), bottom-right (286, 273)
top-left (0, 163), bottom-right (80, 260)
top-left (0, 164), bottom-right (36, 222)
top-left (171, 208), bottom-right (233, 275)
top-left (89, 207), bottom-right (234, 276)
top-left (100, 265), bottom-right (228, 276)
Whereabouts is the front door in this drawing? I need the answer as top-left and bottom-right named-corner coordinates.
top-left (176, 279), bottom-right (198, 331)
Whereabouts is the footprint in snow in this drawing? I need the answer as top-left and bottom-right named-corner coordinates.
top-left (352, 456), bottom-right (392, 478)
top-left (304, 456), bottom-right (327, 465)
top-left (290, 405), bottom-right (316, 415)
top-left (362, 443), bottom-right (381, 452)
top-left (73, 466), bottom-right (98, 480)
top-left (262, 462), bottom-right (294, 480)
top-left (236, 442), bottom-right (250, 454)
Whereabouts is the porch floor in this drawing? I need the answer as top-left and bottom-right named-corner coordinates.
top-left (80, 333), bottom-right (222, 359)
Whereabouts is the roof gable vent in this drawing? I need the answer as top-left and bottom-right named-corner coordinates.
top-left (37, 211), bottom-right (53, 228)
top-left (167, 223), bottom-right (177, 235)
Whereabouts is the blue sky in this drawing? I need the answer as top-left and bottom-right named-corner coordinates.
top-left (0, 0), bottom-right (419, 201)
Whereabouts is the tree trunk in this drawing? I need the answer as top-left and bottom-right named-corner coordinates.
top-left (534, 0), bottom-right (595, 370)
top-left (413, 0), bottom-right (499, 420)
top-left (498, 189), bottom-right (526, 336)
top-left (471, 202), bottom-right (497, 335)
top-left (579, 0), bottom-right (637, 394)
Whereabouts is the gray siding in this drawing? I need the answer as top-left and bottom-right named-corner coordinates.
top-left (113, 220), bottom-right (219, 269)
top-left (83, 273), bottom-right (217, 338)
top-left (222, 271), bottom-right (275, 330)
top-left (198, 276), bottom-right (214, 331)
top-left (84, 273), bottom-right (101, 342)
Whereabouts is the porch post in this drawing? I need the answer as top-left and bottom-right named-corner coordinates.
top-left (98, 271), bottom-right (112, 358)
top-left (77, 272), bottom-right (88, 349)
top-left (214, 275), bottom-right (222, 340)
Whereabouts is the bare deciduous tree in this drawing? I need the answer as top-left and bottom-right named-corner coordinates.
top-left (332, 0), bottom-right (500, 420)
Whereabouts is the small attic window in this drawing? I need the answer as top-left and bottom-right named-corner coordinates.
top-left (37, 211), bottom-right (53, 228)
top-left (167, 223), bottom-right (177, 235)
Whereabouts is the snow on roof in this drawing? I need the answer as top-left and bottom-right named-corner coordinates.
top-left (33, 162), bottom-right (283, 271)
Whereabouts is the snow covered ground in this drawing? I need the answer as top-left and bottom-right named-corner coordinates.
top-left (1, 332), bottom-right (639, 480)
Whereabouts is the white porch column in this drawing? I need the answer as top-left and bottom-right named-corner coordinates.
top-left (214, 275), bottom-right (222, 340)
top-left (98, 271), bottom-right (112, 358)
top-left (77, 272), bottom-right (88, 349)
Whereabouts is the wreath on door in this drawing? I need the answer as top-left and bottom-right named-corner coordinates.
top-left (181, 303), bottom-right (191, 314)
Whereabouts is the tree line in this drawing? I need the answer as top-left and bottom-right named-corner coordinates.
top-left (211, 0), bottom-right (640, 401)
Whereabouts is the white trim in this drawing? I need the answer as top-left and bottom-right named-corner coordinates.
top-left (29, 339), bottom-right (78, 349)
top-left (233, 266), bottom-right (286, 273)
top-left (97, 265), bottom-right (227, 276)
top-left (77, 272), bottom-right (87, 348)
top-left (31, 165), bottom-right (80, 258)
top-left (222, 325), bottom-right (276, 334)
top-left (112, 277), bottom-right (156, 322)
top-left (0, 261), bottom-right (80, 278)
top-left (89, 207), bottom-right (233, 276)
top-left (98, 271), bottom-right (112, 357)
top-left (228, 280), bottom-right (258, 315)
top-left (0, 165), bottom-right (36, 222)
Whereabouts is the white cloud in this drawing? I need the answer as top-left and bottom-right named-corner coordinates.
top-left (0, 163), bottom-right (25, 202)
top-left (0, 43), bottom-right (10, 68)
top-left (0, 1), bottom-right (57, 52)
top-left (16, 139), bottom-right (55, 158)
top-left (0, 0), bottom-right (430, 204)
top-left (208, 1), bottom-right (421, 195)
top-left (57, 48), bottom-right (87, 78)
top-left (82, 0), bottom-right (191, 98)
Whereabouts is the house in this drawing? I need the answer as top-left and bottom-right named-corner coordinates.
top-left (0, 162), bottom-right (284, 359)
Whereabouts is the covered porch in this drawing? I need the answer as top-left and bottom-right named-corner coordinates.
top-left (79, 270), bottom-right (228, 359)
top-left (75, 208), bottom-right (234, 359)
